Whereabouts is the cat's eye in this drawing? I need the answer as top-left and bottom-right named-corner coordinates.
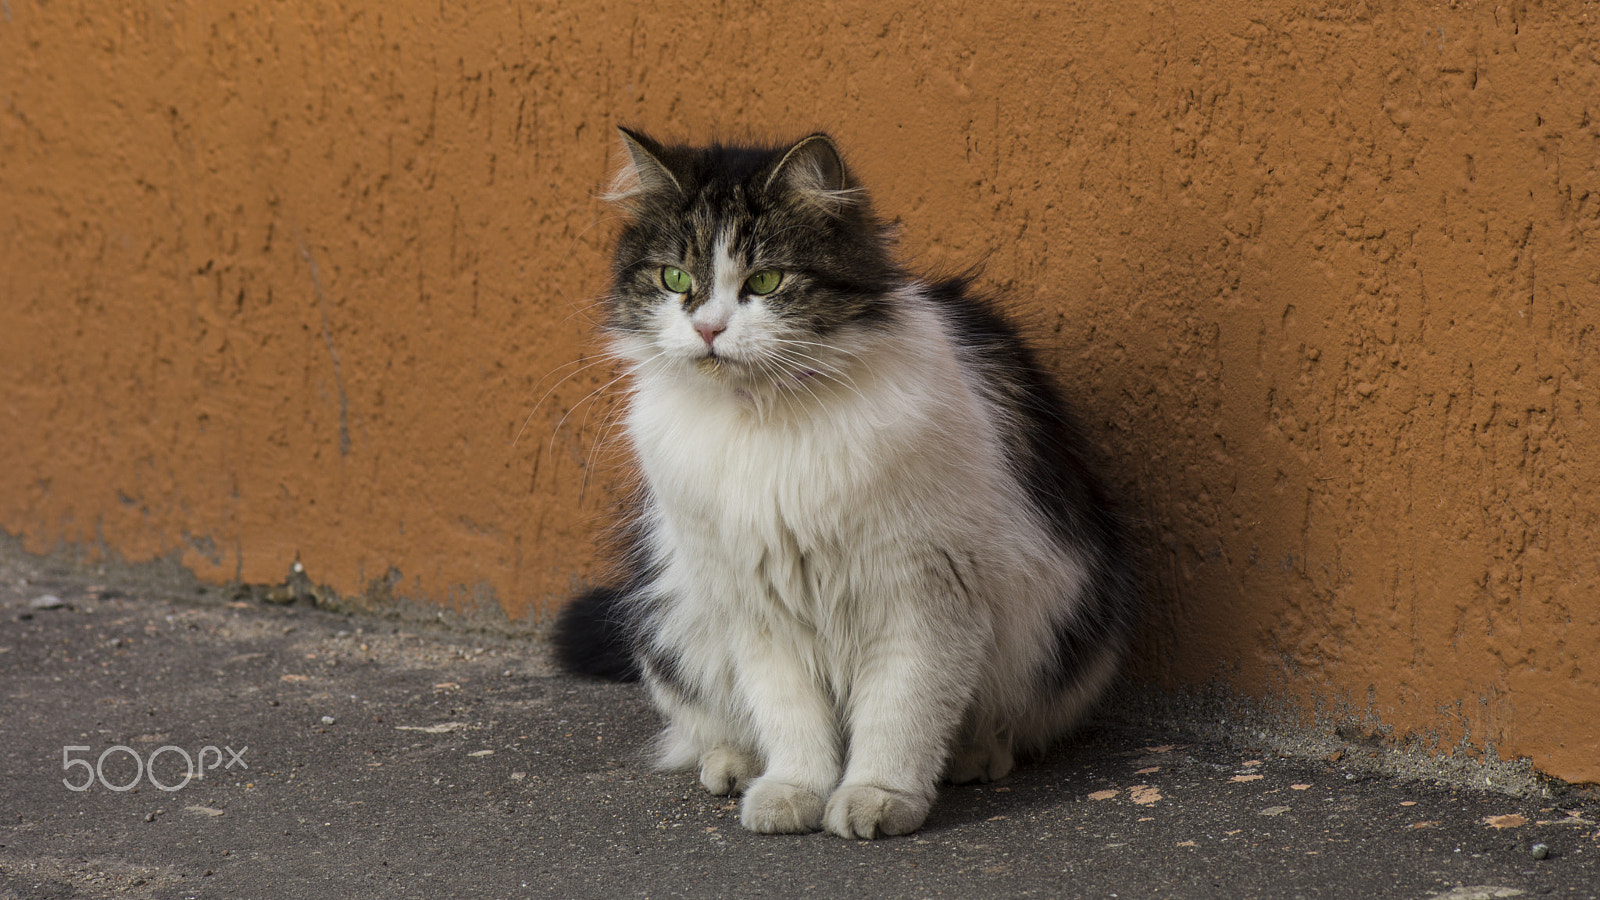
top-left (660, 266), bottom-right (692, 293)
top-left (744, 268), bottom-right (783, 295)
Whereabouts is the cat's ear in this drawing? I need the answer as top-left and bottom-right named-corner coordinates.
top-left (764, 134), bottom-right (861, 215)
top-left (601, 127), bottom-right (682, 208)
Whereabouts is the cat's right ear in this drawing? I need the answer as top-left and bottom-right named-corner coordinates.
top-left (601, 127), bottom-right (682, 208)
top-left (765, 134), bottom-right (861, 216)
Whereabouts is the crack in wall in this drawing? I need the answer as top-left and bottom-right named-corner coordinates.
top-left (299, 240), bottom-right (352, 457)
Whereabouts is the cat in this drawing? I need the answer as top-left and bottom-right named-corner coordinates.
top-left (552, 128), bottom-right (1138, 839)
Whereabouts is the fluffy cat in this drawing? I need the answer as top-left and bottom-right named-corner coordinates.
top-left (553, 128), bottom-right (1138, 839)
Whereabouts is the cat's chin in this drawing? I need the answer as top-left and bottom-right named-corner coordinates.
top-left (689, 354), bottom-right (772, 386)
top-left (693, 355), bottom-right (730, 378)
top-left (689, 357), bottom-right (819, 396)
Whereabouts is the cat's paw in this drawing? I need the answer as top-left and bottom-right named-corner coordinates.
top-left (944, 737), bottom-right (1015, 784)
top-left (823, 783), bottom-right (930, 839)
top-left (739, 778), bottom-right (825, 834)
top-left (699, 746), bottom-right (760, 795)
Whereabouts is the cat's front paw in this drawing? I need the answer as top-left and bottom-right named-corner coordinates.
top-left (739, 778), bottom-right (825, 834)
top-left (823, 783), bottom-right (930, 839)
top-left (699, 746), bottom-right (760, 795)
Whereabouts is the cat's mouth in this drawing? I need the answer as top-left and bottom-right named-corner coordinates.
top-left (694, 355), bottom-right (821, 389)
top-left (690, 349), bottom-right (818, 385)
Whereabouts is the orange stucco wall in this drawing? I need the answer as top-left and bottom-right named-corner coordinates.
top-left (2, 1), bottom-right (1596, 783)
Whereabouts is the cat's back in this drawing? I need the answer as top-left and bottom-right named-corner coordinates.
top-left (920, 277), bottom-right (1131, 588)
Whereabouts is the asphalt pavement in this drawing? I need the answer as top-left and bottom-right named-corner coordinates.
top-left (1, 541), bottom-right (1596, 899)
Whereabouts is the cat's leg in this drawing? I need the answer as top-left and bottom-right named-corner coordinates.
top-left (823, 602), bottom-right (987, 839)
top-left (943, 715), bottom-right (1015, 784)
top-left (732, 636), bottom-right (842, 834)
top-left (641, 651), bottom-right (764, 795)
top-left (699, 745), bottom-right (761, 795)
top-left (645, 677), bottom-right (715, 771)
top-left (1009, 636), bottom-right (1126, 755)
top-left (654, 700), bottom-right (762, 795)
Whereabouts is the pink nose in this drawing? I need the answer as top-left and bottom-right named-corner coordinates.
top-left (696, 324), bottom-right (724, 347)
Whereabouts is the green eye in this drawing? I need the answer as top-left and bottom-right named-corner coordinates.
top-left (660, 266), bottom-right (692, 293)
top-left (744, 268), bottom-right (782, 295)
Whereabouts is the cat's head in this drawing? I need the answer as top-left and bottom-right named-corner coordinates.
top-left (601, 129), bottom-right (902, 387)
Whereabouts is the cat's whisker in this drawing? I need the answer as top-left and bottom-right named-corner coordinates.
top-left (765, 360), bottom-right (851, 415)
top-left (575, 407), bottom-right (634, 508)
top-left (511, 353), bottom-right (619, 449)
top-left (558, 291), bottom-right (616, 330)
top-left (761, 333), bottom-right (851, 361)
top-left (571, 353), bottom-right (663, 504)
top-left (545, 361), bottom-right (644, 473)
top-left (761, 342), bottom-right (869, 406)
top-left (763, 333), bottom-right (869, 368)
top-left (577, 400), bottom-right (634, 508)
top-left (760, 346), bottom-right (842, 394)
top-left (743, 353), bottom-right (810, 410)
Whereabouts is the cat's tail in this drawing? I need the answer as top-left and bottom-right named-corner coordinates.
top-left (551, 586), bottom-right (641, 681)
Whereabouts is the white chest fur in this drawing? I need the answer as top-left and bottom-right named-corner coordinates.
top-left (621, 298), bottom-right (1062, 634)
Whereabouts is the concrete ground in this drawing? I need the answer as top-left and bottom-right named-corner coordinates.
top-left (1, 542), bottom-right (1596, 900)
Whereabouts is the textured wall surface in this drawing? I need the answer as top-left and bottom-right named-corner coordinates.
top-left (2, 1), bottom-right (1596, 782)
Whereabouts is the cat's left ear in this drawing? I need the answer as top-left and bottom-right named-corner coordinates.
top-left (764, 134), bottom-right (861, 215)
top-left (601, 127), bottom-right (682, 209)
